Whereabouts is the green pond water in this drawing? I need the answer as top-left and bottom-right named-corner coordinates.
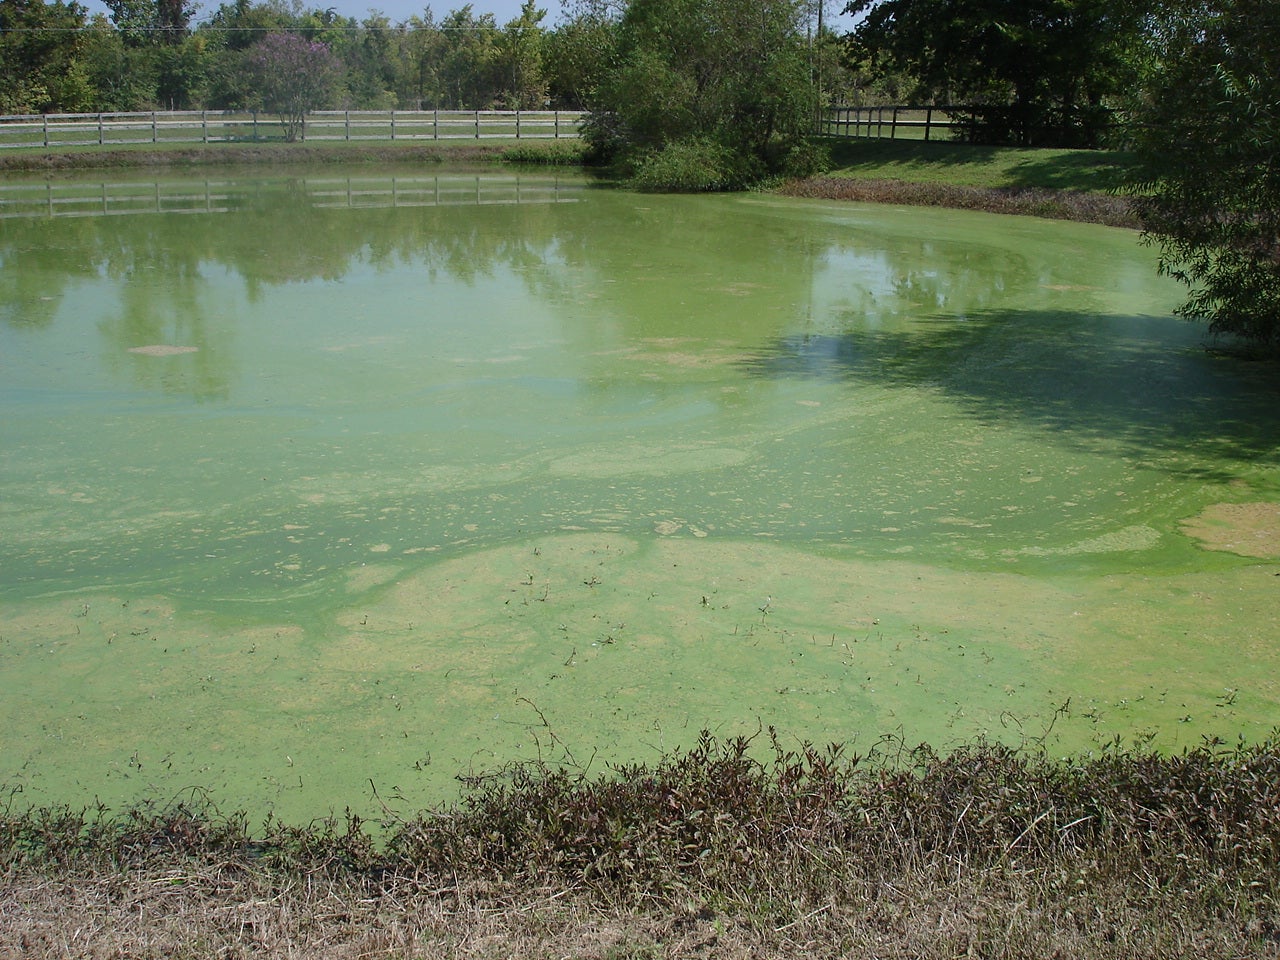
top-left (2, 166), bottom-right (1278, 823)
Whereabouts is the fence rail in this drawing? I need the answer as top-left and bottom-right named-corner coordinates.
top-left (821, 105), bottom-right (959, 141)
top-left (0, 173), bottom-right (585, 220)
top-left (0, 109), bottom-right (586, 150)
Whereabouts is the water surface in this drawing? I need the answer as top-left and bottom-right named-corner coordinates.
top-left (2, 168), bottom-right (1277, 821)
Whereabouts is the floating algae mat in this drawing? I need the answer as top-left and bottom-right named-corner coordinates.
top-left (1, 168), bottom-right (1278, 822)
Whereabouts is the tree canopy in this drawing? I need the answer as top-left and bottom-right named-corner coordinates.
top-left (0, 0), bottom-right (638, 115)
top-left (0, 0), bottom-right (92, 113)
top-left (583, 0), bottom-right (824, 190)
top-left (1126, 0), bottom-right (1280, 346)
top-left (843, 0), bottom-right (1151, 146)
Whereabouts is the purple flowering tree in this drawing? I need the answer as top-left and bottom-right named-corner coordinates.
top-left (246, 32), bottom-right (342, 142)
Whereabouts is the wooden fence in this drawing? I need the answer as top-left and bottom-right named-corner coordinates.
top-left (820, 105), bottom-right (959, 141)
top-left (0, 109), bottom-right (586, 150)
top-left (0, 172), bottom-right (586, 220)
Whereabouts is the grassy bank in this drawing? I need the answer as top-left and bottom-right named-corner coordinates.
top-left (819, 138), bottom-right (1135, 191)
top-left (780, 138), bottom-right (1139, 227)
top-left (5, 734), bottom-right (1280, 959)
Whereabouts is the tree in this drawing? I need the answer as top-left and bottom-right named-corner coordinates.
top-left (204, 0), bottom-right (304, 52)
top-left (100, 0), bottom-right (207, 108)
top-left (245, 32), bottom-right (342, 140)
top-left (0, 0), bottom-right (92, 113)
top-left (843, 0), bottom-right (1151, 146)
top-left (339, 13), bottom-right (403, 109)
top-left (1126, 0), bottom-right (1280, 346)
top-left (103, 0), bottom-right (194, 46)
top-left (544, 0), bottom-right (619, 110)
top-left (584, 0), bottom-right (821, 190)
top-left (81, 14), bottom-right (152, 109)
top-left (394, 10), bottom-right (447, 109)
top-left (497, 0), bottom-right (547, 109)
top-left (436, 6), bottom-right (501, 108)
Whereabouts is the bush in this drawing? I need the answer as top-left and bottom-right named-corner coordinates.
top-left (498, 141), bottom-right (589, 165)
top-left (584, 0), bottom-right (816, 192)
top-left (776, 139), bottom-right (832, 180)
top-left (627, 137), bottom-right (762, 193)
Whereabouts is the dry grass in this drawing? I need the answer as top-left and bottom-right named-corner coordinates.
top-left (5, 735), bottom-right (1280, 959)
top-left (777, 176), bottom-right (1138, 228)
top-left (6, 866), bottom-right (1267, 959)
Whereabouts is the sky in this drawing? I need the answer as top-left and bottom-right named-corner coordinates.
top-left (81, 0), bottom-right (859, 34)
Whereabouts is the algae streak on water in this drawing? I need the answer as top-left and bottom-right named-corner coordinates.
top-left (1, 169), bottom-right (1277, 823)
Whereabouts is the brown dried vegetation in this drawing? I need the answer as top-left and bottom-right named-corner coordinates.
top-left (5, 733), bottom-right (1280, 958)
top-left (777, 177), bottom-right (1138, 228)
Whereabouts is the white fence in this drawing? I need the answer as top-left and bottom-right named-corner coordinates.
top-left (0, 109), bottom-right (586, 150)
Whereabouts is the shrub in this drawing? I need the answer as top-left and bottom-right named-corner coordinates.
top-left (627, 137), bottom-right (762, 193)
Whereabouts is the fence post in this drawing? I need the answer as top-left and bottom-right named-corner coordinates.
top-left (252, 110), bottom-right (258, 141)
top-left (890, 106), bottom-right (898, 139)
top-left (390, 110), bottom-right (396, 140)
top-left (925, 106), bottom-right (933, 142)
top-left (433, 108), bottom-right (438, 139)
top-left (43, 114), bottom-right (49, 148)
top-left (554, 110), bottom-right (559, 138)
top-left (515, 109), bottom-right (520, 139)
top-left (202, 110), bottom-right (208, 143)
top-left (475, 109), bottom-right (480, 138)
top-left (98, 113), bottom-right (104, 145)
top-left (152, 111), bottom-right (158, 143)
top-left (345, 110), bottom-right (350, 141)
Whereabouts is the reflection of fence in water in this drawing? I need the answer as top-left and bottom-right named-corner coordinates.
top-left (0, 175), bottom-right (584, 220)
top-left (0, 109), bottom-right (585, 149)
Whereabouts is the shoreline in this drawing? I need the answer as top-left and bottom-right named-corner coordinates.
top-left (776, 174), bottom-right (1138, 228)
top-left (0, 140), bottom-right (1137, 227)
top-left (6, 735), bottom-right (1280, 959)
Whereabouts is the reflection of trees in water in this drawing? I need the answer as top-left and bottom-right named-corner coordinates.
top-left (0, 175), bottom-right (1048, 402)
top-left (99, 277), bottom-right (232, 401)
top-left (0, 218), bottom-right (99, 329)
top-left (0, 176), bottom-right (585, 398)
top-left (0, 173), bottom-right (585, 293)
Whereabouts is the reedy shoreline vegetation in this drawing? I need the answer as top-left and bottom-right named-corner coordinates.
top-left (5, 733), bottom-right (1280, 958)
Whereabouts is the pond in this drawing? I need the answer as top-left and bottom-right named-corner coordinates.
top-left (2, 166), bottom-right (1277, 822)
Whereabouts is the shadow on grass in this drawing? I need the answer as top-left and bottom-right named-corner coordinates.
top-left (819, 138), bottom-right (1137, 193)
top-left (742, 308), bottom-right (1280, 480)
top-left (1002, 149), bottom-right (1138, 193)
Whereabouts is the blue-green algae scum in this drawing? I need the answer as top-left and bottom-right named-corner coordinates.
top-left (1, 168), bottom-right (1277, 823)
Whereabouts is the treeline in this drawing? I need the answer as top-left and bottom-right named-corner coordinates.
top-left (0, 0), bottom-right (855, 116)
